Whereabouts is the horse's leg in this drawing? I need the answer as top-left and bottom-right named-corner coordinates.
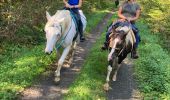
top-left (104, 38), bottom-right (119, 91)
top-left (54, 45), bottom-right (71, 84)
top-left (112, 58), bottom-right (120, 81)
top-left (112, 52), bottom-right (128, 81)
top-left (104, 60), bottom-right (113, 91)
top-left (68, 42), bottom-right (77, 65)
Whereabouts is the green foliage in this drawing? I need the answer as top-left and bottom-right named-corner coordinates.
top-left (0, 0), bottom-right (114, 43)
top-left (138, 0), bottom-right (170, 51)
top-left (135, 0), bottom-right (170, 98)
top-left (0, 44), bottom-right (56, 99)
top-left (0, 0), bottom-right (63, 42)
top-left (134, 21), bottom-right (170, 99)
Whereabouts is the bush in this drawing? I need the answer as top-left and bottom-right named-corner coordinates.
top-left (138, 0), bottom-right (170, 51)
top-left (134, 21), bottom-right (170, 99)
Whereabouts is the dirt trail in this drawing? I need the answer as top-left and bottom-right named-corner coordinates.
top-left (20, 11), bottom-right (114, 100)
top-left (106, 58), bottom-right (142, 100)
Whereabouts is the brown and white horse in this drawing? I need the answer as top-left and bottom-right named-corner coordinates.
top-left (103, 22), bottom-right (136, 91)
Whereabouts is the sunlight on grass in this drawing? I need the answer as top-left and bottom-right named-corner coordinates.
top-left (0, 44), bottom-right (56, 99)
top-left (72, 86), bottom-right (90, 96)
top-left (14, 56), bottom-right (37, 66)
top-left (0, 82), bottom-right (23, 92)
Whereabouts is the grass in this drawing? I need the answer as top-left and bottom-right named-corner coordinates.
top-left (0, 44), bottom-right (56, 100)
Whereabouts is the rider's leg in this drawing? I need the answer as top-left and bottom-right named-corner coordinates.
top-left (70, 9), bottom-right (85, 42)
top-left (78, 19), bottom-right (85, 42)
top-left (131, 24), bottom-right (140, 59)
top-left (74, 10), bottom-right (85, 42)
top-left (101, 31), bottom-right (111, 50)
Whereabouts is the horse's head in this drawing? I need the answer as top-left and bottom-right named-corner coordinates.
top-left (112, 25), bottom-right (131, 47)
top-left (44, 11), bottom-right (64, 54)
top-left (108, 23), bottom-right (131, 61)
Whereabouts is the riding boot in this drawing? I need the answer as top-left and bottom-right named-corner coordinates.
top-left (101, 41), bottom-right (109, 50)
top-left (131, 47), bottom-right (139, 59)
top-left (79, 19), bottom-right (85, 42)
top-left (80, 35), bottom-right (85, 42)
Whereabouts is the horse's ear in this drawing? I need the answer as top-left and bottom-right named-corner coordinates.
top-left (46, 11), bottom-right (51, 21)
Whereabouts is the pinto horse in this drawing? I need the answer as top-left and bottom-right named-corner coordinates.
top-left (103, 21), bottom-right (136, 91)
top-left (44, 10), bottom-right (86, 84)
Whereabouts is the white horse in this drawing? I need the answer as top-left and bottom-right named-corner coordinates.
top-left (44, 10), bottom-right (86, 84)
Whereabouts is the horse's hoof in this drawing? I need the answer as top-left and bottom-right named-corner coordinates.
top-left (112, 76), bottom-right (117, 81)
top-left (103, 83), bottom-right (110, 91)
top-left (54, 77), bottom-right (60, 85)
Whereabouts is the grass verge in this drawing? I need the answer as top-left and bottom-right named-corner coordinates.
top-left (134, 20), bottom-right (170, 99)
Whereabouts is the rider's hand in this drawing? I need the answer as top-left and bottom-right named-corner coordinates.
top-left (119, 18), bottom-right (126, 22)
top-left (127, 18), bottom-right (133, 22)
top-left (65, 3), bottom-right (73, 8)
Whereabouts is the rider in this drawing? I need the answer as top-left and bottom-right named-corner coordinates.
top-left (101, 0), bottom-right (141, 59)
top-left (63, 0), bottom-right (85, 42)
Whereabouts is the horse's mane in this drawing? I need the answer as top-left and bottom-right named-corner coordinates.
top-left (51, 10), bottom-right (71, 35)
top-left (53, 10), bottom-right (70, 21)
